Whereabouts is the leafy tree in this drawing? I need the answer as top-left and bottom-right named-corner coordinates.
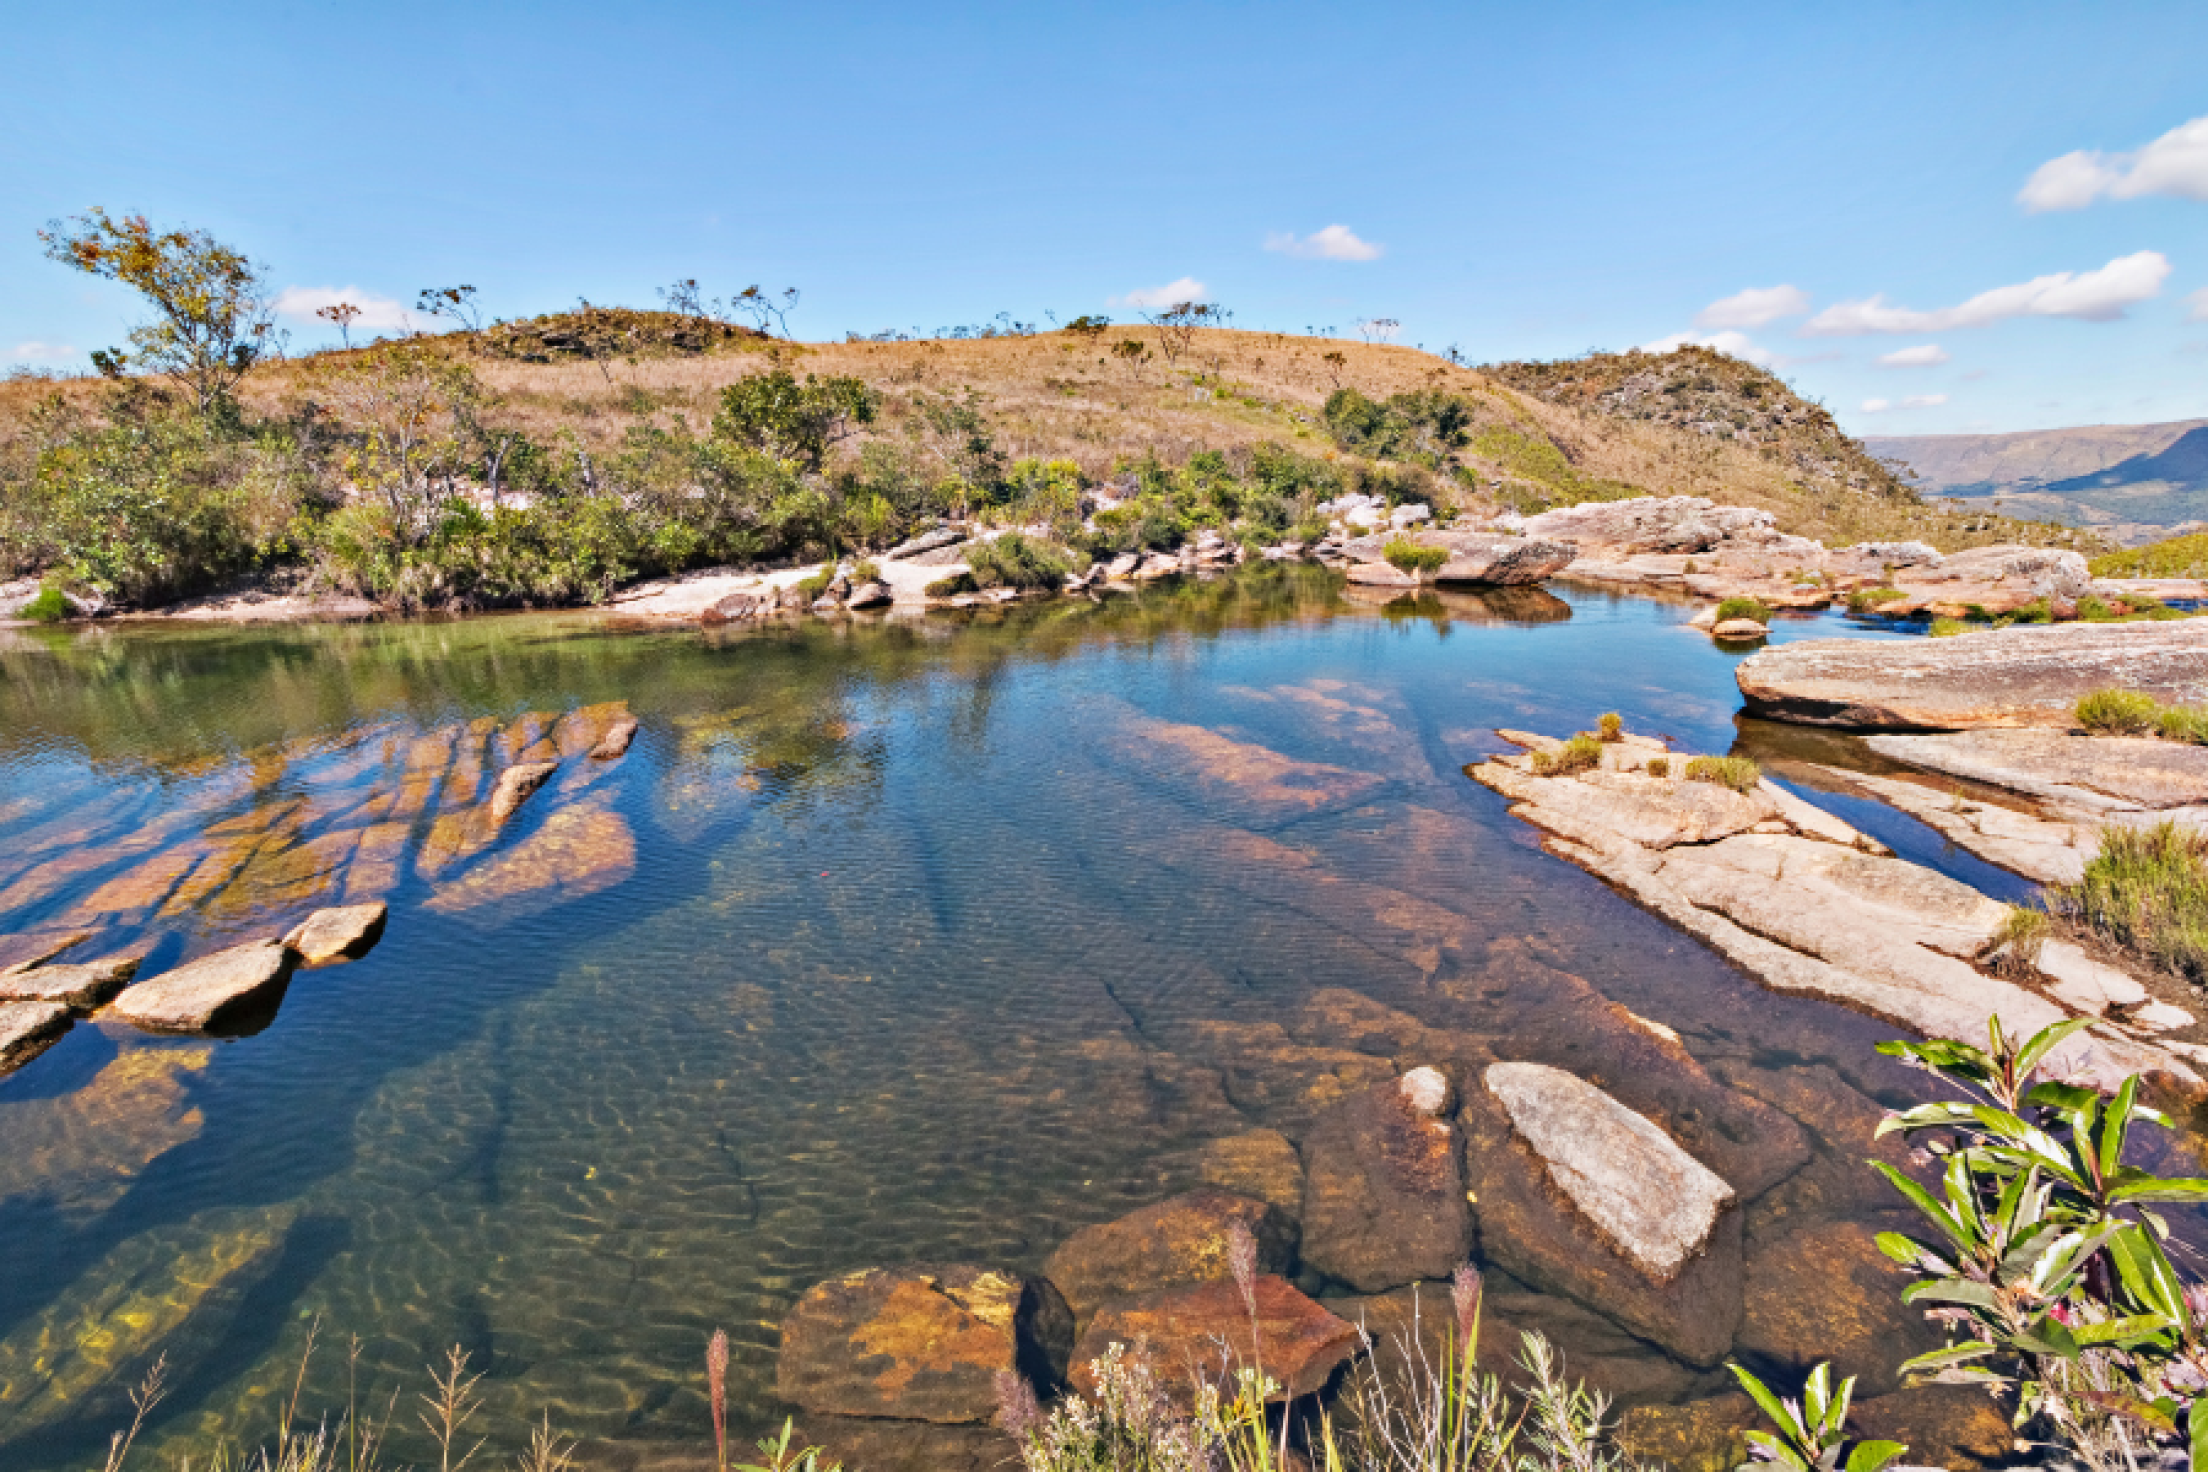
top-left (317, 343), bottom-right (486, 537)
top-left (40, 209), bottom-right (281, 417)
top-left (712, 371), bottom-right (877, 473)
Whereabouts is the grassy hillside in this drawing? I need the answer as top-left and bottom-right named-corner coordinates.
top-left (2091, 530), bottom-right (2208, 579)
top-left (0, 320), bottom-right (2095, 610)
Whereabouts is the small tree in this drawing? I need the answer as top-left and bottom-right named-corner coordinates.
top-left (40, 208), bottom-right (282, 418)
top-left (1143, 300), bottom-right (1226, 368)
top-left (416, 286), bottom-right (484, 332)
top-left (318, 342), bottom-right (484, 536)
top-left (1357, 317), bottom-right (1401, 344)
top-left (730, 285), bottom-right (800, 338)
top-left (1111, 339), bottom-right (1153, 381)
top-left (713, 370), bottom-right (876, 472)
top-left (316, 301), bottom-right (363, 349)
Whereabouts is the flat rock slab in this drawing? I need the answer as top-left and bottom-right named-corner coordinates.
top-left (282, 903), bottom-right (388, 965)
top-left (1339, 531), bottom-right (1576, 585)
top-left (1737, 621), bottom-right (2208, 729)
top-left (0, 1001), bottom-right (71, 1075)
top-left (1804, 763), bottom-right (2094, 885)
top-left (1300, 1069), bottom-right (1472, 1292)
top-left (489, 761), bottom-right (558, 823)
top-left (1042, 1188), bottom-right (1296, 1327)
top-left (1465, 1063), bottom-right (1743, 1366)
top-left (1070, 1277), bottom-right (1359, 1405)
top-left (775, 1265), bottom-right (1070, 1424)
top-left (0, 954), bottom-right (141, 1009)
top-left (1864, 727), bottom-right (2208, 814)
top-left (589, 716), bottom-right (639, 760)
top-left (111, 940), bottom-right (296, 1033)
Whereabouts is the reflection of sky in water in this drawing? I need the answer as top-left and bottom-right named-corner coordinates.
top-left (0, 578), bottom-right (2080, 1468)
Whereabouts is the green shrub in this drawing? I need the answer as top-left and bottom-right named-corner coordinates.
top-left (2055, 821), bottom-right (2208, 983)
top-left (964, 532), bottom-right (1077, 590)
top-left (1684, 754), bottom-right (1760, 792)
top-left (2090, 530), bottom-right (2208, 580)
top-left (925, 571), bottom-right (977, 597)
top-left (1530, 733), bottom-right (1604, 776)
top-left (850, 559), bottom-right (881, 583)
top-left (1596, 712), bottom-right (1623, 742)
top-left (1990, 904), bottom-right (2051, 973)
top-left (1846, 586), bottom-right (1905, 612)
top-left (22, 587), bottom-right (69, 623)
top-left (1713, 596), bottom-right (1771, 624)
top-left (1645, 755), bottom-right (1670, 779)
top-left (795, 568), bottom-right (834, 600)
top-left (1929, 617), bottom-right (1968, 637)
top-left (1382, 536), bottom-right (1449, 576)
top-left (2075, 688), bottom-right (2161, 735)
top-left (2157, 705), bottom-right (2208, 745)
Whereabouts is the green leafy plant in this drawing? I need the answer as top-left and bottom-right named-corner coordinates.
top-left (22, 586), bottom-right (69, 623)
top-left (1531, 734), bottom-right (1604, 776)
top-left (964, 532), bottom-right (1078, 591)
top-left (713, 371), bottom-right (878, 472)
top-left (1684, 755), bottom-right (1759, 792)
top-left (1729, 1362), bottom-right (1904, 1472)
top-left (1990, 904), bottom-right (2052, 973)
top-left (1383, 537), bottom-right (1449, 577)
top-left (2077, 689), bottom-right (2164, 735)
top-left (735, 1420), bottom-right (841, 1472)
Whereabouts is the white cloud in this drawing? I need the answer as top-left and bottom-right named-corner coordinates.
top-left (1859, 394), bottom-right (1949, 414)
top-left (1693, 284), bottom-right (1810, 330)
top-left (1112, 277), bottom-right (1209, 311)
top-left (274, 286), bottom-right (414, 331)
top-left (1263, 224), bottom-right (1382, 261)
top-left (1803, 251), bottom-right (2170, 334)
top-left (1637, 328), bottom-right (1781, 369)
top-left (2189, 286), bottom-right (2208, 323)
top-left (8, 341), bottom-right (78, 361)
top-left (1876, 344), bottom-right (1951, 368)
top-left (2019, 115), bottom-right (2208, 211)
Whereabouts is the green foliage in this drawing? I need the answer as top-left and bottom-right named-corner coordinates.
top-left (1992, 904), bottom-right (2052, 973)
top-left (2054, 821), bottom-right (2208, 984)
top-left (1645, 756), bottom-right (1670, 779)
top-left (1596, 712), bottom-right (1623, 742)
top-left (2076, 688), bottom-right (2164, 735)
top-left (2159, 706), bottom-right (2208, 745)
top-left (794, 568), bottom-right (834, 601)
top-left (22, 587), bottom-right (69, 623)
top-left (925, 571), bottom-right (977, 597)
top-left (2091, 532), bottom-right (2208, 581)
top-left (41, 208), bottom-right (280, 416)
top-left (713, 371), bottom-right (878, 471)
top-left (1684, 755), bottom-right (1759, 792)
top-left (1531, 733), bottom-right (1604, 776)
top-left (1846, 586), bottom-right (1906, 612)
top-left (1000, 459), bottom-right (1086, 534)
top-left (1321, 388), bottom-right (1474, 467)
top-left (1714, 596), bottom-right (1772, 624)
top-left (964, 532), bottom-right (1078, 591)
top-left (1382, 537), bottom-right (1449, 576)
top-left (1728, 1362), bottom-right (1904, 1472)
top-left (1469, 426), bottom-right (1641, 512)
top-left (1929, 617), bottom-right (1969, 638)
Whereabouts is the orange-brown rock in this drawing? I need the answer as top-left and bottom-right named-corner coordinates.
top-left (1616, 1394), bottom-right (1753, 1472)
top-left (282, 903), bottom-right (388, 965)
top-left (1042, 1188), bottom-right (1297, 1326)
top-left (1070, 1276), bottom-right (1359, 1405)
top-left (1196, 1129), bottom-right (1306, 1210)
top-left (1739, 1218), bottom-right (1931, 1396)
top-left (1300, 1069), bottom-right (1471, 1292)
top-left (423, 803), bottom-right (636, 915)
top-left (775, 1266), bottom-right (1072, 1424)
top-left (1852, 1385), bottom-right (2013, 1469)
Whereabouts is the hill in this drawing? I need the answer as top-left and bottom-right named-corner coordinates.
top-left (1866, 418), bottom-right (2208, 545)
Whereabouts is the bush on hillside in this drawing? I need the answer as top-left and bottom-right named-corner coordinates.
top-left (1714, 596), bottom-right (1771, 623)
top-left (963, 532), bottom-right (1079, 590)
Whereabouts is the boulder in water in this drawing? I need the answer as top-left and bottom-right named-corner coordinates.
top-left (110, 940), bottom-right (296, 1033)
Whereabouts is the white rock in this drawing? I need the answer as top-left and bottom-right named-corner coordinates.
top-left (112, 941), bottom-right (296, 1033)
top-left (2132, 1001), bottom-right (2196, 1033)
top-left (1397, 1065), bottom-right (1449, 1116)
top-left (2037, 940), bottom-right (2148, 1014)
top-left (1483, 1062), bottom-right (1734, 1280)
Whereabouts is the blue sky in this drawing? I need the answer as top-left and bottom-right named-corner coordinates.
top-left (4, 1), bottom-right (2204, 436)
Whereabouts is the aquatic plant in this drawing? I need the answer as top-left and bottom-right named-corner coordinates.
top-left (2054, 820), bottom-right (2208, 984)
top-left (1683, 754), bottom-right (1758, 792)
top-left (2076, 688), bottom-right (2163, 735)
top-left (1530, 733), bottom-right (1603, 776)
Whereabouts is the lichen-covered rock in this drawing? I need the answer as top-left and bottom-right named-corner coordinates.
top-left (1043, 1188), bottom-right (1296, 1326)
top-left (1464, 1063), bottom-right (1742, 1365)
top-left (1300, 1068), bottom-right (1471, 1292)
top-left (0, 952), bottom-right (140, 1009)
top-left (1070, 1277), bottom-right (1359, 1405)
top-left (775, 1266), bottom-right (1072, 1424)
top-left (281, 903), bottom-right (387, 966)
top-left (1739, 621), bottom-right (2208, 729)
top-left (110, 941), bottom-right (296, 1033)
top-left (0, 1000), bottom-right (70, 1075)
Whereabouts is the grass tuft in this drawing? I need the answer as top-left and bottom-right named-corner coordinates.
top-left (1595, 712), bottom-right (1623, 743)
top-left (1846, 586), bottom-right (1906, 612)
top-left (2054, 822), bottom-right (2208, 984)
top-left (1382, 536), bottom-right (1449, 576)
top-left (1645, 756), bottom-right (1670, 779)
top-left (1713, 596), bottom-right (1771, 624)
top-left (1928, 617), bottom-right (1969, 637)
top-left (1684, 754), bottom-right (1759, 792)
top-left (1990, 904), bottom-right (2052, 974)
top-left (2076, 688), bottom-right (2163, 735)
top-left (1530, 733), bottom-right (1604, 776)
top-left (2158, 706), bottom-right (2208, 746)
top-left (23, 587), bottom-right (69, 623)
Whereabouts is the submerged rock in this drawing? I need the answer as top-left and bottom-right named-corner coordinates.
top-left (0, 1000), bottom-right (70, 1075)
top-left (1466, 1062), bottom-right (1742, 1365)
top-left (1069, 1277), bottom-right (1359, 1404)
top-left (775, 1265), bottom-right (1072, 1424)
top-left (111, 940), bottom-right (296, 1033)
top-left (1738, 620), bottom-right (2208, 730)
top-left (1042, 1188), bottom-right (1296, 1326)
top-left (0, 1046), bottom-right (212, 1215)
top-left (0, 952), bottom-right (140, 1010)
top-left (1195, 1129), bottom-right (1306, 1210)
top-left (1299, 1068), bottom-right (1472, 1292)
top-left (424, 801), bottom-right (637, 915)
top-left (281, 902), bottom-right (388, 966)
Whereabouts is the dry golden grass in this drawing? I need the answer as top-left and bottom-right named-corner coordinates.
top-left (0, 326), bottom-right (2080, 551)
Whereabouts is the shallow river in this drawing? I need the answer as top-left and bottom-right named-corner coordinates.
top-left (0, 571), bottom-right (2064, 1469)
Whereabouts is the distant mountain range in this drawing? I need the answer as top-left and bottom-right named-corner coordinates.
top-left (1865, 418), bottom-right (2208, 546)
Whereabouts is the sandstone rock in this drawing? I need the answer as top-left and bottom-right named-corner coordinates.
top-left (1712, 618), bottom-right (1768, 640)
top-left (489, 760), bottom-right (558, 822)
top-left (1070, 1277), bottom-right (1359, 1404)
top-left (591, 716), bottom-right (640, 760)
top-left (775, 1266), bottom-right (1072, 1424)
top-left (1739, 620), bottom-right (2208, 729)
top-left (2037, 939), bottom-right (2149, 1013)
top-left (885, 526), bottom-right (965, 559)
top-left (281, 902), bottom-right (388, 965)
top-left (846, 580), bottom-right (893, 610)
top-left (423, 801), bottom-right (636, 915)
top-left (0, 1000), bottom-right (70, 1075)
top-left (1196, 1129), bottom-right (1306, 1210)
top-left (1300, 1069), bottom-right (1471, 1292)
top-left (0, 929), bottom-right (92, 975)
top-left (1347, 562), bottom-right (1420, 587)
top-left (1338, 530), bottom-right (1574, 585)
top-left (1466, 1062), bottom-right (1742, 1365)
top-left (789, 1417), bottom-right (1014, 1472)
top-left (1804, 763), bottom-right (2092, 884)
top-left (1865, 727), bottom-right (2208, 814)
top-left (1043, 1188), bottom-right (1296, 1326)
top-left (111, 941), bottom-right (296, 1033)
top-left (1739, 1219), bottom-right (1928, 1395)
top-left (0, 953), bottom-right (140, 1009)
top-left (1103, 553), bottom-right (1139, 579)
top-left (1852, 1385), bottom-right (2014, 1469)
top-left (1521, 496), bottom-right (1781, 556)
top-left (699, 589), bottom-right (775, 625)
top-left (1617, 1395), bottom-right (1753, 1472)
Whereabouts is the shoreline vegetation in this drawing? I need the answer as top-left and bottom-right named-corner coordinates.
top-left (1, 211), bottom-right (2099, 623)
